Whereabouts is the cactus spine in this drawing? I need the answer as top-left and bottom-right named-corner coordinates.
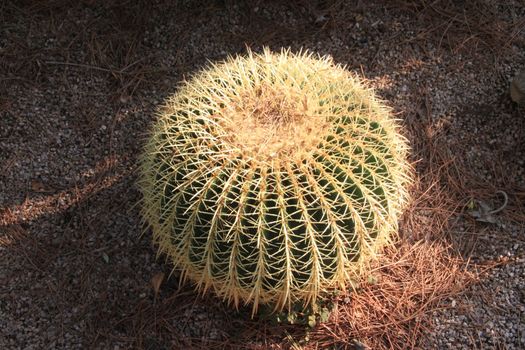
top-left (139, 48), bottom-right (411, 314)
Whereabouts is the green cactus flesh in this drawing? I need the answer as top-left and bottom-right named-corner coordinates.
top-left (139, 49), bottom-right (411, 313)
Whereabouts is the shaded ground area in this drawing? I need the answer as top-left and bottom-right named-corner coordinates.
top-left (1, 1), bottom-right (524, 349)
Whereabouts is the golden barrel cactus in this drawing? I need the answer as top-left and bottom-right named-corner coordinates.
top-left (139, 49), bottom-right (411, 314)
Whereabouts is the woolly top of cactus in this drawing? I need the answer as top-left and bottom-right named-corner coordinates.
top-left (222, 83), bottom-right (328, 162)
top-left (140, 48), bottom-right (411, 313)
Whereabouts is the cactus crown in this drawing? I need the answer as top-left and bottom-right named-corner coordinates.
top-left (139, 48), bottom-right (411, 314)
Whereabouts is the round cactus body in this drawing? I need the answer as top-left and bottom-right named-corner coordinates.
top-left (139, 49), bottom-right (411, 313)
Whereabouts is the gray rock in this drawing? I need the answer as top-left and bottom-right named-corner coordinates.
top-left (510, 69), bottom-right (525, 104)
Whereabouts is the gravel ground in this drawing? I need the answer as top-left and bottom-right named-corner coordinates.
top-left (1, 1), bottom-right (524, 349)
